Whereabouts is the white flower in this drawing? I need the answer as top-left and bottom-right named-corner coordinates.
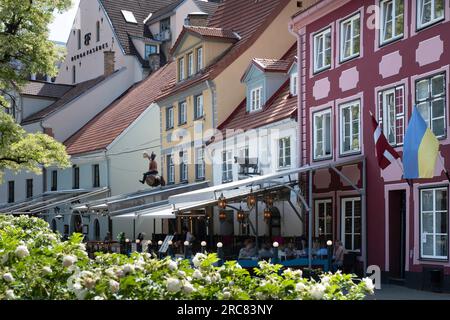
top-left (5, 290), bottom-right (15, 300)
top-left (310, 283), bottom-right (326, 300)
top-left (223, 291), bottom-right (231, 299)
top-left (73, 282), bottom-right (88, 300)
top-left (166, 278), bottom-right (182, 293)
top-left (182, 282), bottom-right (195, 295)
top-left (168, 260), bottom-right (178, 271)
top-left (192, 269), bottom-right (202, 280)
top-left (295, 282), bottom-right (306, 291)
top-left (192, 253), bottom-right (206, 268)
top-left (109, 280), bottom-right (120, 294)
top-left (321, 275), bottom-right (331, 285)
top-left (362, 277), bottom-right (375, 293)
top-left (83, 277), bottom-right (96, 289)
top-left (122, 264), bottom-right (135, 275)
top-left (93, 296), bottom-right (104, 300)
top-left (15, 245), bottom-right (30, 259)
top-left (62, 255), bottom-right (77, 267)
top-left (1, 253), bottom-right (9, 264)
top-left (3, 272), bottom-right (14, 283)
top-left (42, 266), bottom-right (53, 275)
top-left (204, 275), bottom-right (212, 284)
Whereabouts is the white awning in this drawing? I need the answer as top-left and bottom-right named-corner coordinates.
top-left (111, 204), bottom-right (176, 220)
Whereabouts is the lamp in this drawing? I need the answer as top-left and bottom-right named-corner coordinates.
top-left (326, 240), bottom-right (333, 247)
top-left (218, 193), bottom-right (227, 209)
top-left (264, 207), bottom-right (272, 221)
top-left (201, 241), bottom-right (207, 247)
top-left (157, 240), bottom-right (163, 246)
top-left (247, 193), bottom-right (256, 208)
top-left (184, 241), bottom-right (190, 246)
top-left (237, 207), bottom-right (245, 222)
top-left (219, 210), bottom-right (227, 221)
top-left (265, 194), bottom-right (274, 207)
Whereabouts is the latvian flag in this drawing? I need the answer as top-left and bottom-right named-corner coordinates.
top-left (371, 113), bottom-right (400, 170)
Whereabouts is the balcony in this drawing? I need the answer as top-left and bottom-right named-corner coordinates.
top-left (235, 157), bottom-right (260, 180)
top-left (154, 29), bottom-right (171, 42)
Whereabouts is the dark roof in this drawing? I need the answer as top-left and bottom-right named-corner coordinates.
top-left (218, 43), bottom-right (297, 136)
top-left (64, 63), bottom-right (176, 156)
top-left (157, 0), bottom-right (290, 100)
top-left (22, 74), bottom-right (112, 125)
top-left (99, 0), bottom-right (175, 55)
top-left (193, 0), bottom-right (219, 16)
top-left (20, 81), bottom-right (73, 99)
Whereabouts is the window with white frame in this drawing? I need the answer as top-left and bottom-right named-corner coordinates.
top-left (195, 147), bottom-right (205, 180)
top-left (416, 73), bottom-right (446, 138)
top-left (378, 85), bottom-right (405, 146)
top-left (197, 47), bottom-right (203, 71)
top-left (417, 0), bottom-right (445, 30)
top-left (250, 87), bottom-right (262, 111)
top-left (188, 52), bottom-right (194, 77)
top-left (278, 137), bottom-right (291, 168)
top-left (290, 72), bottom-right (298, 96)
top-left (313, 27), bottom-right (332, 72)
top-left (180, 150), bottom-right (188, 182)
top-left (178, 57), bottom-right (185, 81)
top-left (315, 199), bottom-right (333, 240)
top-left (178, 101), bottom-right (187, 125)
top-left (342, 197), bottom-right (361, 252)
top-left (166, 106), bottom-right (174, 129)
top-left (420, 187), bottom-right (448, 259)
top-left (222, 150), bottom-right (233, 182)
top-left (340, 100), bottom-right (361, 155)
top-left (195, 95), bottom-right (204, 119)
top-left (380, 0), bottom-right (404, 44)
top-left (340, 13), bottom-right (360, 62)
top-left (167, 155), bottom-right (175, 184)
top-left (313, 108), bottom-right (332, 160)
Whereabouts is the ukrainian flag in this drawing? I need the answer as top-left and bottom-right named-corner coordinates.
top-left (403, 107), bottom-right (439, 179)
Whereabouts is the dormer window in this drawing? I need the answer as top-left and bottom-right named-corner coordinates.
top-left (178, 57), bottom-right (185, 81)
top-left (290, 72), bottom-right (298, 96)
top-left (197, 47), bottom-right (203, 71)
top-left (188, 52), bottom-right (194, 77)
top-left (121, 10), bottom-right (137, 24)
top-left (250, 87), bottom-right (262, 112)
top-left (145, 44), bottom-right (157, 59)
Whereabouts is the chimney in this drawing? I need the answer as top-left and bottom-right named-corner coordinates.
top-left (104, 51), bottom-right (115, 76)
top-left (148, 53), bottom-right (161, 73)
top-left (185, 13), bottom-right (208, 27)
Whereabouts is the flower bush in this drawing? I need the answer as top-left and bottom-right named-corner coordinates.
top-left (0, 215), bottom-right (374, 300)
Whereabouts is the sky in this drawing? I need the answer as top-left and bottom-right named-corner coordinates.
top-left (48, 0), bottom-right (80, 43)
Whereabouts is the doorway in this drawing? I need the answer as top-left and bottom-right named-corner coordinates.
top-left (388, 190), bottom-right (406, 279)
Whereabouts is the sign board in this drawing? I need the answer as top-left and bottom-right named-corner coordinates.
top-left (158, 235), bottom-right (174, 253)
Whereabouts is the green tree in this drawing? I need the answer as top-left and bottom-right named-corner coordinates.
top-left (0, 0), bottom-right (72, 181)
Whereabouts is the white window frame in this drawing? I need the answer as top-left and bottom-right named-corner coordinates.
top-left (416, 73), bottom-right (447, 139)
top-left (341, 197), bottom-right (362, 252)
top-left (196, 147), bottom-right (205, 180)
top-left (380, 0), bottom-right (404, 45)
top-left (313, 27), bottom-right (332, 73)
top-left (179, 101), bottom-right (187, 125)
top-left (180, 150), bottom-right (188, 182)
top-left (313, 108), bottom-right (332, 160)
top-left (188, 52), bottom-right (194, 77)
top-left (222, 150), bottom-right (233, 183)
top-left (166, 107), bottom-right (174, 129)
top-left (167, 155), bottom-right (175, 184)
top-left (195, 95), bottom-right (204, 119)
top-left (339, 100), bottom-right (361, 155)
top-left (250, 87), bottom-right (262, 111)
top-left (315, 199), bottom-right (333, 239)
top-left (290, 72), bottom-right (298, 96)
top-left (417, 0), bottom-right (445, 30)
top-left (340, 13), bottom-right (361, 62)
top-left (278, 137), bottom-right (291, 169)
top-left (380, 88), bottom-right (398, 145)
top-left (420, 187), bottom-right (448, 260)
top-left (179, 57), bottom-right (185, 81)
top-left (197, 47), bottom-right (203, 71)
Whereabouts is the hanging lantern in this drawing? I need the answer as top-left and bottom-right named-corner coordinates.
top-left (219, 210), bottom-right (227, 221)
top-left (247, 193), bottom-right (256, 208)
top-left (265, 194), bottom-right (274, 207)
top-left (218, 193), bottom-right (227, 209)
top-left (264, 207), bottom-right (272, 222)
top-left (237, 207), bottom-right (245, 222)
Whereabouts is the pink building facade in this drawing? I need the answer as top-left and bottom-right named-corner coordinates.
top-left (291, 0), bottom-right (450, 290)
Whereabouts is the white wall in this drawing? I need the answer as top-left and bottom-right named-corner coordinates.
top-left (56, 0), bottom-right (143, 84)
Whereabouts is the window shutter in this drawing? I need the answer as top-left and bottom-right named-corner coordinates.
top-left (395, 86), bottom-right (405, 145)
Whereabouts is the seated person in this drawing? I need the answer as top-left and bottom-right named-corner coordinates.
top-left (139, 152), bottom-right (159, 184)
top-left (258, 242), bottom-right (273, 260)
top-left (238, 239), bottom-right (257, 259)
top-left (284, 242), bottom-right (297, 260)
top-left (332, 241), bottom-right (345, 271)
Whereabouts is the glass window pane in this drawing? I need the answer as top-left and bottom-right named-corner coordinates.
top-left (416, 80), bottom-right (430, 101)
top-left (422, 190), bottom-right (434, 211)
top-left (432, 98), bottom-right (445, 118)
top-left (421, 0), bottom-right (432, 25)
top-left (432, 75), bottom-right (445, 96)
top-left (432, 118), bottom-right (445, 137)
top-left (353, 234), bottom-right (361, 251)
top-left (435, 212), bottom-right (448, 234)
top-left (435, 0), bottom-right (445, 19)
top-left (435, 189), bottom-right (447, 211)
top-left (345, 235), bottom-right (353, 250)
top-left (417, 102), bottom-right (430, 124)
top-left (436, 235), bottom-right (448, 258)
top-left (422, 212), bottom-right (434, 233)
top-left (422, 234), bottom-right (434, 256)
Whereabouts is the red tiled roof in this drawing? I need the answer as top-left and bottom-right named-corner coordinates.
top-left (218, 80), bottom-right (297, 137)
top-left (22, 75), bottom-right (112, 125)
top-left (64, 63), bottom-right (176, 156)
top-left (20, 81), bottom-right (73, 99)
top-left (158, 0), bottom-right (290, 100)
top-left (253, 59), bottom-right (292, 72)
